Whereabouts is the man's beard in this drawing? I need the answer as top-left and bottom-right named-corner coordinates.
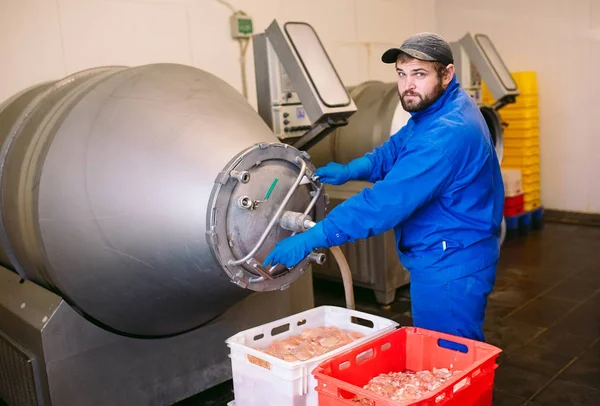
top-left (399, 81), bottom-right (446, 112)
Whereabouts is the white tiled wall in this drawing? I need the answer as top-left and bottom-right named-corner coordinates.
top-left (2, 0), bottom-right (597, 213)
top-left (435, 0), bottom-right (600, 213)
top-left (0, 0), bottom-right (435, 106)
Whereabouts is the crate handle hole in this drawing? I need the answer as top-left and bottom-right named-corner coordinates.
top-left (338, 361), bottom-right (351, 371)
top-left (437, 338), bottom-right (468, 353)
top-left (453, 377), bottom-right (470, 393)
top-left (247, 355), bottom-right (270, 370)
top-left (381, 342), bottom-right (391, 352)
top-left (356, 348), bottom-right (374, 364)
top-left (271, 323), bottom-right (290, 336)
top-left (435, 393), bottom-right (446, 403)
top-left (351, 316), bottom-right (374, 328)
top-left (297, 319), bottom-right (307, 326)
top-left (339, 389), bottom-right (357, 400)
top-left (253, 333), bottom-right (264, 341)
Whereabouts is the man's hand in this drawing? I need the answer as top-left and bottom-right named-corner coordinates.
top-left (315, 157), bottom-right (372, 185)
top-left (315, 162), bottom-right (351, 185)
top-left (263, 222), bottom-right (329, 268)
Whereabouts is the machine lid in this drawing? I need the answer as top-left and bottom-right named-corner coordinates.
top-left (206, 142), bottom-right (326, 292)
top-left (479, 104), bottom-right (504, 163)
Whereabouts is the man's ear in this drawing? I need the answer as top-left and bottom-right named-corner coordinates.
top-left (443, 64), bottom-right (455, 87)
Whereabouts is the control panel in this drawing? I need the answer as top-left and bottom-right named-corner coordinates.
top-left (450, 41), bottom-right (483, 104)
top-left (253, 20), bottom-right (356, 147)
top-left (254, 36), bottom-right (313, 139)
top-left (272, 105), bottom-right (312, 138)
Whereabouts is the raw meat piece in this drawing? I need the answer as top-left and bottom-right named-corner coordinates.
top-left (252, 326), bottom-right (365, 363)
top-left (354, 368), bottom-right (462, 405)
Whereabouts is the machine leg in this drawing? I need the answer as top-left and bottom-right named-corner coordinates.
top-left (374, 289), bottom-right (396, 306)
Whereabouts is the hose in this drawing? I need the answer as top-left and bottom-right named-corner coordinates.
top-left (281, 211), bottom-right (356, 310)
top-left (328, 246), bottom-right (355, 310)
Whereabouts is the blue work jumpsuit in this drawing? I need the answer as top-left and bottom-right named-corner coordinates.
top-left (319, 75), bottom-right (505, 341)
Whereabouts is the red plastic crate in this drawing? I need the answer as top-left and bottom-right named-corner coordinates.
top-left (313, 327), bottom-right (502, 406)
top-left (504, 194), bottom-right (524, 217)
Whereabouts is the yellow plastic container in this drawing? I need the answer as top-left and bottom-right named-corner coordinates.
top-left (517, 165), bottom-right (541, 176)
top-left (523, 180), bottom-right (540, 194)
top-left (503, 145), bottom-right (540, 156)
top-left (524, 190), bottom-right (541, 202)
top-left (510, 71), bottom-right (538, 95)
top-left (498, 108), bottom-right (539, 121)
top-left (501, 96), bottom-right (539, 110)
top-left (504, 120), bottom-right (539, 130)
top-left (503, 128), bottom-right (539, 139)
top-left (524, 199), bottom-right (541, 211)
top-left (504, 137), bottom-right (540, 148)
top-left (522, 172), bottom-right (540, 184)
top-left (502, 154), bottom-right (540, 168)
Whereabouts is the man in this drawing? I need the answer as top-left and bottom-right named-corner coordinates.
top-left (263, 33), bottom-right (504, 342)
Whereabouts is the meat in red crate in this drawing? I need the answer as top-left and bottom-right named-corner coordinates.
top-left (313, 327), bottom-right (502, 406)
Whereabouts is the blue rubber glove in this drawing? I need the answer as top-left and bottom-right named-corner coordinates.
top-left (263, 222), bottom-right (330, 268)
top-left (315, 157), bottom-right (372, 185)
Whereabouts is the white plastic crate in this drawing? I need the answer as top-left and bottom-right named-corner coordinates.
top-left (225, 305), bottom-right (398, 406)
top-left (502, 168), bottom-right (523, 197)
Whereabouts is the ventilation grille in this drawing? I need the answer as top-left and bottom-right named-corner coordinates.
top-left (0, 332), bottom-right (39, 406)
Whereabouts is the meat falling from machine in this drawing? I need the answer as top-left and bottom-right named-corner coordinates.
top-left (251, 326), bottom-right (365, 364)
top-left (354, 368), bottom-right (462, 405)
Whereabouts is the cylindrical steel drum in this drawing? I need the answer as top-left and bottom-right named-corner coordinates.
top-left (308, 81), bottom-right (504, 167)
top-left (0, 64), bottom-right (325, 338)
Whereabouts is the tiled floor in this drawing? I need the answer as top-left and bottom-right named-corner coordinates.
top-left (2, 222), bottom-right (599, 405)
top-left (178, 221), bottom-right (600, 405)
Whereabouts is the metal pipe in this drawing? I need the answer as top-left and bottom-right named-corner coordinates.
top-left (279, 211), bottom-right (313, 233)
top-left (230, 170), bottom-right (251, 183)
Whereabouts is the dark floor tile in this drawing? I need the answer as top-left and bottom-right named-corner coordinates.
top-left (552, 300), bottom-right (600, 338)
top-left (487, 284), bottom-right (535, 309)
top-left (574, 270), bottom-right (600, 289)
top-left (530, 378), bottom-right (600, 405)
top-left (483, 319), bottom-right (547, 358)
top-left (493, 364), bottom-right (553, 399)
top-left (392, 314), bottom-right (413, 327)
top-left (504, 296), bottom-right (576, 328)
top-left (531, 326), bottom-right (597, 358)
top-left (175, 380), bottom-right (234, 405)
top-left (396, 284), bottom-right (411, 300)
top-left (493, 389), bottom-right (528, 406)
top-left (560, 340), bottom-right (600, 390)
top-left (545, 276), bottom-right (600, 303)
top-left (505, 345), bottom-right (575, 377)
top-left (484, 302), bottom-right (515, 326)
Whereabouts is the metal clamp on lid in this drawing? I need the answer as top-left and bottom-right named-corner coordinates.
top-left (206, 142), bottom-right (326, 291)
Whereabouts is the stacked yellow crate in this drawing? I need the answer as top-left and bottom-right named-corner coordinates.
top-left (482, 72), bottom-right (541, 212)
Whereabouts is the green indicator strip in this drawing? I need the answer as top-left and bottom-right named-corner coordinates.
top-left (264, 178), bottom-right (279, 200)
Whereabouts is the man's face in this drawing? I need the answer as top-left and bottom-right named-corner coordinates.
top-left (395, 58), bottom-right (449, 112)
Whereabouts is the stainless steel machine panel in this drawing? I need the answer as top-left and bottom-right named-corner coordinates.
top-left (0, 265), bottom-right (313, 406)
top-left (455, 32), bottom-right (520, 105)
top-left (0, 64), bottom-right (325, 338)
top-left (263, 20), bottom-right (356, 125)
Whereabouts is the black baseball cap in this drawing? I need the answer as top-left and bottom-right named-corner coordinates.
top-left (381, 32), bottom-right (454, 66)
